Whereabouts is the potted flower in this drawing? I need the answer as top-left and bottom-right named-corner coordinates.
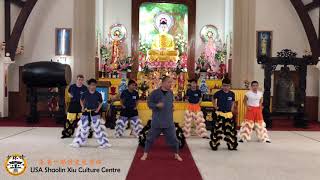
top-left (138, 80), bottom-right (150, 100)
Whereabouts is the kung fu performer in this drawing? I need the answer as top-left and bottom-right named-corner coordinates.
top-left (140, 76), bottom-right (183, 161)
top-left (183, 79), bottom-right (208, 138)
top-left (210, 78), bottom-right (238, 151)
top-left (115, 80), bottom-right (143, 138)
top-left (61, 74), bottom-right (87, 138)
top-left (239, 81), bottom-right (271, 143)
top-left (70, 79), bottom-right (111, 148)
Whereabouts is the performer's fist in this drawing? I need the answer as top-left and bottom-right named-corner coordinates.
top-left (156, 102), bottom-right (164, 108)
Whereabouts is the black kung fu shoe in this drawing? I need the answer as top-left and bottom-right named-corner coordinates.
top-left (227, 142), bottom-right (238, 151)
top-left (210, 141), bottom-right (220, 151)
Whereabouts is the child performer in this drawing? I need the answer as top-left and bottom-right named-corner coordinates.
top-left (210, 78), bottom-right (238, 151)
top-left (115, 80), bottom-right (143, 138)
top-left (183, 79), bottom-right (207, 138)
top-left (239, 81), bottom-right (271, 143)
top-left (70, 79), bottom-right (111, 148)
top-left (61, 74), bottom-right (87, 138)
top-left (140, 76), bottom-right (182, 161)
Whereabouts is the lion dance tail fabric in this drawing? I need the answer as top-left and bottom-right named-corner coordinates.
top-left (115, 116), bottom-right (143, 138)
top-left (130, 116), bottom-right (143, 137)
top-left (239, 121), bottom-right (254, 142)
top-left (183, 110), bottom-right (192, 138)
top-left (61, 113), bottom-right (81, 138)
top-left (239, 106), bottom-right (271, 143)
top-left (183, 104), bottom-right (208, 138)
top-left (239, 121), bottom-right (270, 142)
top-left (115, 117), bottom-right (129, 138)
top-left (70, 112), bottom-right (111, 148)
top-left (210, 112), bottom-right (238, 151)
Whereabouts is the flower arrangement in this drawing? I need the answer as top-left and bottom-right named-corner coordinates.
top-left (243, 80), bottom-right (250, 89)
top-left (100, 44), bottom-right (112, 64)
top-left (196, 53), bottom-right (210, 73)
top-left (139, 39), bottom-right (150, 56)
top-left (140, 61), bottom-right (152, 74)
top-left (175, 60), bottom-right (187, 75)
top-left (138, 80), bottom-right (150, 100)
top-left (139, 80), bottom-right (150, 92)
top-left (179, 53), bottom-right (188, 68)
top-left (117, 56), bottom-right (133, 72)
top-left (174, 34), bottom-right (188, 55)
top-left (215, 43), bottom-right (227, 63)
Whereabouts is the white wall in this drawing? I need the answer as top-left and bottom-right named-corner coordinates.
top-left (255, 0), bottom-right (319, 96)
top-left (196, 0), bottom-right (226, 59)
top-left (0, 0), bottom-right (4, 44)
top-left (8, 0), bottom-right (75, 92)
top-left (103, 0), bottom-right (132, 55)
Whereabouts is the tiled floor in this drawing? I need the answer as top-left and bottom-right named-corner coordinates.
top-left (0, 127), bottom-right (137, 180)
top-left (187, 131), bottom-right (320, 180)
top-left (0, 127), bottom-right (319, 180)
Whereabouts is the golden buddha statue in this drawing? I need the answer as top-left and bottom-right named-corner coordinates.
top-left (148, 17), bottom-right (179, 62)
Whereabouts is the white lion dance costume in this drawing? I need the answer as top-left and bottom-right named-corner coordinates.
top-left (239, 90), bottom-right (271, 143)
top-left (183, 104), bottom-right (207, 138)
top-left (70, 111), bottom-right (111, 148)
top-left (115, 115), bottom-right (143, 138)
top-left (114, 87), bottom-right (143, 138)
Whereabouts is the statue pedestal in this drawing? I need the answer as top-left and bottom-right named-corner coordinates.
top-left (0, 55), bottom-right (14, 118)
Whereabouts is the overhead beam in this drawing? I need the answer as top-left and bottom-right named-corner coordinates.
top-left (291, 0), bottom-right (320, 60)
top-left (5, 0), bottom-right (38, 60)
top-left (11, 0), bottom-right (26, 8)
top-left (4, 0), bottom-right (11, 42)
top-left (305, 0), bottom-right (320, 11)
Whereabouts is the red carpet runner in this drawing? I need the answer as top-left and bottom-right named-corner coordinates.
top-left (126, 136), bottom-right (202, 180)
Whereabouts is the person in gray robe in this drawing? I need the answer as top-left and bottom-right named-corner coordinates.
top-left (140, 76), bottom-right (183, 161)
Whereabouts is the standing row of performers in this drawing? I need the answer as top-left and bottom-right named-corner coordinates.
top-left (61, 74), bottom-right (271, 161)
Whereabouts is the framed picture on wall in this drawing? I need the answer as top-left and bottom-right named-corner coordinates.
top-left (96, 86), bottom-right (109, 112)
top-left (55, 28), bottom-right (72, 56)
top-left (256, 31), bottom-right (272, 57)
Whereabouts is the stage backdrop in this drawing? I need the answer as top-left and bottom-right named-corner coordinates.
top-left (139, 2), bottom-right (188, 51)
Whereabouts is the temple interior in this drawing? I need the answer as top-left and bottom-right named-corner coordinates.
top-left (0, 0), bottom-right (320, 180)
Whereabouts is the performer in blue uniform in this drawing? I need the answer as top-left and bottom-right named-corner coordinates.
top-left (70, 79), bottom-right (111, 148)
top-left (115, 80), bottom-right (143, 138)
top-left (183, 79), bottom-right (208, 138)
top-left (61, 74), bottom-right (87, 138)
top-left (210, 78), bottom-right (238, 151)
top-left (140, 76), bottom-right (182, 161)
